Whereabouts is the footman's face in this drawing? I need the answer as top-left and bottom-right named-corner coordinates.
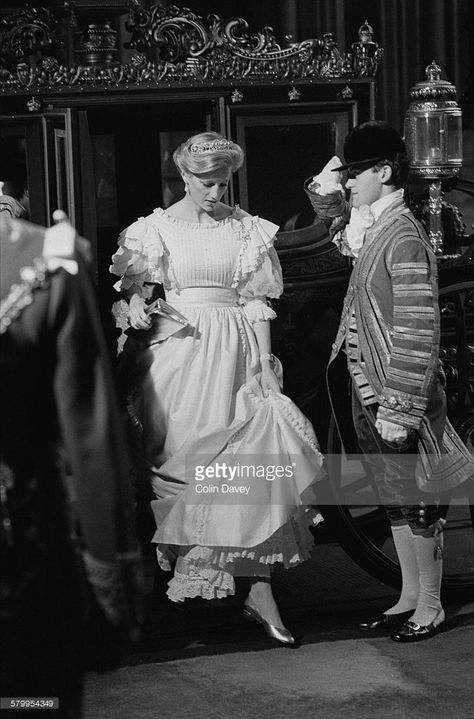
top-left (345, 166), bottom-right (384, 209)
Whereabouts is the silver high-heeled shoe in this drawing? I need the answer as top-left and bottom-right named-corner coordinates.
top-left (243, 602), bottom-right (296, 646)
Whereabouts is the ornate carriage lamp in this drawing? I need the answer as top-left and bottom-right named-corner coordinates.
top-left (404, 60), bottom-right (463, 254)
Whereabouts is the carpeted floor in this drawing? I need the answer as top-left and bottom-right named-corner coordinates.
top-left (84, 624), bottom-right (474, 719)
top-left (83, 542), bottom-right (474, 718)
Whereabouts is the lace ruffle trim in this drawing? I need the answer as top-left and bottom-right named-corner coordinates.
top-left (166, 568), bottom-right (235, 602)
top-left (153, 206), bottom-right (240, 230)
top-left (118, 230), bottom-right (164, 266)
top-left (155, 508), bottom-right (323, 601)
top-left (231, 217), bottom-right (278, 292)
top-left (240, 299), bottom-right (277, 324)
top-left (111, 219), bottom-right (180, 291)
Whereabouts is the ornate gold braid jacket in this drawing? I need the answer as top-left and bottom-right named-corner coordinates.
top-left (326, 196), bottom-right (474, 493)
top-left (330, 197), bottom-right (439, 429)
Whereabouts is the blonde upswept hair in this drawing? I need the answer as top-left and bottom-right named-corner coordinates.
top-left (173, 131), bottom-right (244, 176)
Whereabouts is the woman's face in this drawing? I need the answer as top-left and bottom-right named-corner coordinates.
top-left (184, 166), bottom-right (231, 214)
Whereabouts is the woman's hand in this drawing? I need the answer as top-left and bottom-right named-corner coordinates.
top-left (128, 294), bottom-right (151, 330)
top-left (260, 361), bottom-right (281, 396)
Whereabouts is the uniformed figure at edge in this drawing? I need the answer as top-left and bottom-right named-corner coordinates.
top-left (0, 213), bottom-right (142, 718)
top-left (306, 121), bottom-right (474, 643)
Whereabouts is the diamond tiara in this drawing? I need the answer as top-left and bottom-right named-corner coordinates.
top-left (190, 139), bottom-right (233, 154)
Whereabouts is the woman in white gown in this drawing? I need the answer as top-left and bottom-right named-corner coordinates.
top-left (110, 132), bottom-right (323, 644)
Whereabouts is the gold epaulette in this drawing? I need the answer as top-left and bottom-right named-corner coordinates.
top-left (0, 259), bottom-right (49, 335)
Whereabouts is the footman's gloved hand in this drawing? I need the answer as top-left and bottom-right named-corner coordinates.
top-left (375, 418), bottom-right (409, 444)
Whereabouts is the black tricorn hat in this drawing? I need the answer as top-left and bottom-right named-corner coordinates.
top-left (332, 120), bottom-right (407, 172)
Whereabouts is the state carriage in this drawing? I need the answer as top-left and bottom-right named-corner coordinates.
top-left (1, 2), bottom-right (472, 596)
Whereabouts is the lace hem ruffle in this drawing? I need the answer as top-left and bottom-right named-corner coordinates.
top-left (166, 567), bottom-right (235, 602)
top-left (155, 507), bottom-right (322, 602)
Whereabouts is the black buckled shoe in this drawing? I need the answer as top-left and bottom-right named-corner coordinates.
top-left (359, 610), bottom-right (414, 631)
top-left (391, 608), bottom-right (445, 642)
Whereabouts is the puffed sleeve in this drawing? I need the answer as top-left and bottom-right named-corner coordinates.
top-left (232, 214), bottom-right (283, 323)
top-left (109, 215), bottom-right (168, 292)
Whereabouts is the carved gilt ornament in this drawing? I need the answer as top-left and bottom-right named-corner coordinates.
top-left (0, 3), bottom-right (383, 94)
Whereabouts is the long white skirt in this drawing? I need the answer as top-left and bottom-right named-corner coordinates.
top-left (122, 287), bottom-right (324, 602)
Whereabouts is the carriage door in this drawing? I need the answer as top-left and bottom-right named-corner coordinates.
top-left (0, 109), bottom-right (97, 267)
top-left (42, 108), bottom-right (97, 266)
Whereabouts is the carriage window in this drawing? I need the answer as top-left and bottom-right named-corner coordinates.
top-left (230, 105), bottom-right (352, 230)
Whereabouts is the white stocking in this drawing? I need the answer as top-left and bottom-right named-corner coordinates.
top-left (385, 524), bottom-right (419, 615)
top-left (410, 529), bottom-right (444, 626)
